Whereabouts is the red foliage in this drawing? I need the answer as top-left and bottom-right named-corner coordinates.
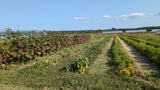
top-left (0, 31), bottom-right (91, 65)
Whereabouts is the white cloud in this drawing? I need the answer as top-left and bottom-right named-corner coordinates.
top-left (129, 13), bottom-right (145, 18)
top-left (116, 13), bottom-right (155, 20)
top-left (75, 17), bottom-right (89, 20)
top-left (103, 15), bottom-right (110, 18)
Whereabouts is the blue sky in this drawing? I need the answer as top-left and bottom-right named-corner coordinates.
top-left (0, 0), bottom-right (160, 31)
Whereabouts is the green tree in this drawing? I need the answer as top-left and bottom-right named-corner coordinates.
top-left (96, 29), bottom-right (103, 33)
top-left (122, 30), bottom-right (126, 32)
top-left (112, 27), bottom-right (116, 31)
top-left (146, 27), bottom-right (152, 32)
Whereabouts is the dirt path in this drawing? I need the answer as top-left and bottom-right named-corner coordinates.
top-left (90, 38), bottom-right (113, 74)
top-left (117, 36), bottom-right (158, 77)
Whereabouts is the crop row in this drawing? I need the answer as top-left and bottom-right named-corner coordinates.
top-left (68, 35), bottom-right (113, 73)
top-left (0, 31), bottom-right (91, 66)
top-left (122, 36), bottom-right (160, 48)
top-left (120, 36), bottom-right (160, 67)
top-left (34, 34), bottom-right (106, 68)
top-left (112, 37), bottom-right (136, 76)
top-left (120, 33), bottom-right (160, 43)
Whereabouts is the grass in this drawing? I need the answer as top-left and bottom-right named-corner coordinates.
top-left (111, 37), bottom-right (136, 72)
top-left (120, 32), bottom-right (160, 43)
top-left (89, 37), bottom-right (113, 74)
top-left (0, 34), bottom-right (160, 89)
top-left (0, 84), bottom-right (34, 90)
top-left (119, 35), bottom-right (160, 89)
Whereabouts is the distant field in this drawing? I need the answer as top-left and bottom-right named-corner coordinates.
top-left (0, 32), bottom-right (160, 89)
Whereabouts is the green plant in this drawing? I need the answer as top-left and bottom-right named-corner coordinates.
top-left (111, 37), bottom-right (136, 76)
top-left (120, 36), bottom-right (160, 67)
top-left (69, 36), bottom-right (112, 73)
top-left (0, 31), bottom-right (91, 68)
top-left (33, 34), bottom-right (107, 69)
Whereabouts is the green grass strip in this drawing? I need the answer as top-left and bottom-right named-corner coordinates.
top-left (112, 37), bottom-right (136, 76)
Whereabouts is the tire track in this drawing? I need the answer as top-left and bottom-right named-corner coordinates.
top-left (117, 36), bottom-right (158, 77)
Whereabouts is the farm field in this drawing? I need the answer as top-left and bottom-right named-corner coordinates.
top-left (0, 32), bottom-right (160, 90)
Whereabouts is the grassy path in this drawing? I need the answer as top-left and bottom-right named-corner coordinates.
top-left (118, 36), bottom-right (158, 76)
top-left (118, 36), bottom-right (160, 88)
top-left (90, 38), bottom-right (113, 74)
